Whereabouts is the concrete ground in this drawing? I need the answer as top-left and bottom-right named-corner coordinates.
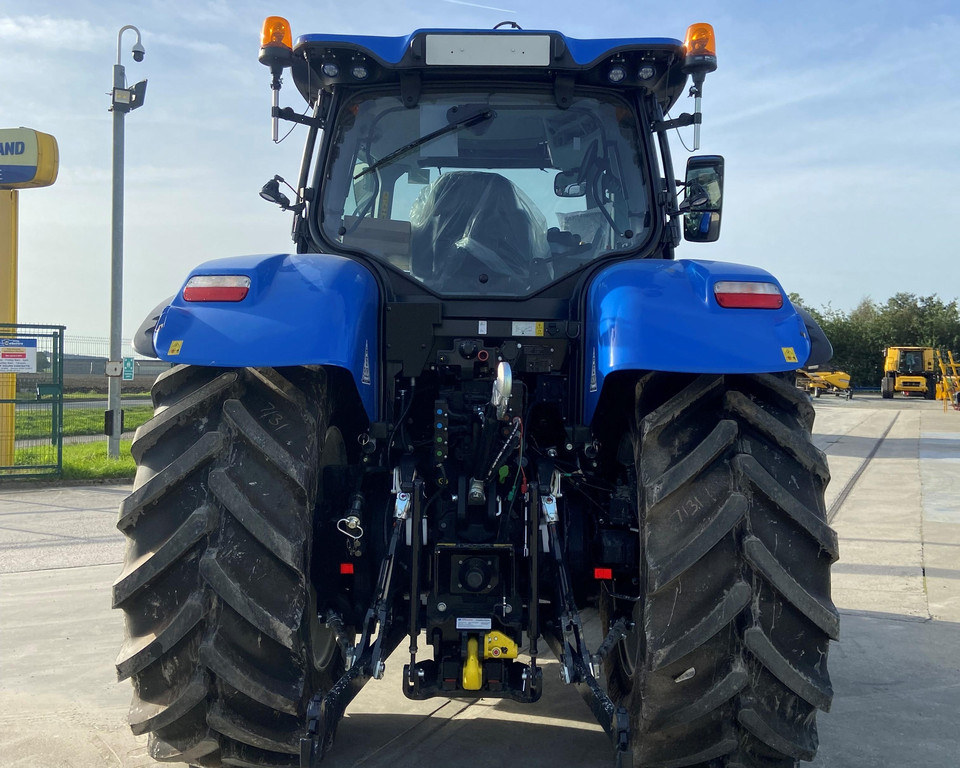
top-left (0, 394), bottom-right (958, 767)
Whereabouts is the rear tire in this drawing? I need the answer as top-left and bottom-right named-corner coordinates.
top-left (605, 372), bottom-right (838, 768)
top-left (114, 365), bottom-right (343, 767)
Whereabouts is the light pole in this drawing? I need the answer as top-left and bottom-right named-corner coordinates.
top-left (108, 25), bottom-right (147, 458)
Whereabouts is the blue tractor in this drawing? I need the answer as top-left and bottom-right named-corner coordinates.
top-left (115, 18), bottom-right (838, 768)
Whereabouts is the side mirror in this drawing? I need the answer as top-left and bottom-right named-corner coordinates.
top-left (681, 155), bottom-right (723, 243)
top-left (554, 170), bottom-right (586, 198)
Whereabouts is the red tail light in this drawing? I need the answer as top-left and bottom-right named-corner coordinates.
top-left (339, 562), bottom-right (355, 575)
top-left (182, 275), bottom-right (251, 302)
top-left (593, 567), bottom-right (613, 580)
top-left (713, 281), bottom-right (783, 309)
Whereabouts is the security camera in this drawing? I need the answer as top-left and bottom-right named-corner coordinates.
top-left (132, 42), bottom-right (145, 62)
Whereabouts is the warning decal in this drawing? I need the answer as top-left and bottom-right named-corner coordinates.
top-left (511, 321), bottom-right (544, 337)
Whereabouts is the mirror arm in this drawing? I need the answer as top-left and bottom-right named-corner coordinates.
top-left (272, 106), bottom-right (324, 129)
top-left (651, 112), bottom-right (701, 132)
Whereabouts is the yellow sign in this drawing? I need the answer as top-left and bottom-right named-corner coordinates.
top-left (782, 346), bottom-right (799, 363)
top-left (168, 340), bottom-right (183, 355)
top-left (0, 128), bottom-right (59, 189)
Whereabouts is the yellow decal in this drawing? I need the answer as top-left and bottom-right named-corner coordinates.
top-left (782, 346), bottom-right (798, 363)
top-left (535, 322), bottom-right (544, 337)
top-left (168, 340), bottom-right (183, 356)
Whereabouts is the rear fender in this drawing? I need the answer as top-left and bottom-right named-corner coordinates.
top-left (153, 253), bottom-right (381, 420)
top-left (584, 259), bottom-right (811, 423)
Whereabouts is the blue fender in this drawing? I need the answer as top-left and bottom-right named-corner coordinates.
top-left (153, 253), bottom-right (381, 420)
top-left (584, 259), bottom-right (811, 423)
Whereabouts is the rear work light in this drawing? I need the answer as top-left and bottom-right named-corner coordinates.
top-left (182, 275), bottom-right (251, 302)
top-left (713, 281), bottom-right (783, 309)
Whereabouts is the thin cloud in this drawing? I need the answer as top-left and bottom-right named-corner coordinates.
top-left (148, 31), bottom-right (233, 57)
top-left (441, 0), bottom-right (517, 13)
top-left (0, 15), bottom-right (103, 51)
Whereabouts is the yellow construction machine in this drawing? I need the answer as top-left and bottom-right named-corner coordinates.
top-left (880, 346), bottom-right (938, 399)
top-left (797, 366), bottom-right (853, 398)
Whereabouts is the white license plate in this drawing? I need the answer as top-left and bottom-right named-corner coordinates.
top-left (425, 34), bottom-right (551, 67)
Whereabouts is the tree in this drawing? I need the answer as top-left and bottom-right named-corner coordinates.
top-left (792, 293), bottom-right (960, 388)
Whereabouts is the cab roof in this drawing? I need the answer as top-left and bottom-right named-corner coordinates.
top-left (290, 28), bottom-right (689, 112)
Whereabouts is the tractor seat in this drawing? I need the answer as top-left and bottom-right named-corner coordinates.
top-left (410, 171), bottom-right (550, 292)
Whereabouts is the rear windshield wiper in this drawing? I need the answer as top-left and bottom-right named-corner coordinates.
top-left (354, 107), bottom-right (495, 180)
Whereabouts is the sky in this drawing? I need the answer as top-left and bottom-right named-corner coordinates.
top-left (1, 0), bottom-right (958, 340)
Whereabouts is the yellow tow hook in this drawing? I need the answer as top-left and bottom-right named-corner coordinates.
top-left (463, 635), bottom-right (483, 690)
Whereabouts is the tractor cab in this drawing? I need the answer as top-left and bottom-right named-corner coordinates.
top-left (259, 22), bottom-right (723, 302)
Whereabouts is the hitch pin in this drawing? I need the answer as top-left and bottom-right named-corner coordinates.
top-left (336, 516), bottom-right (364, 539)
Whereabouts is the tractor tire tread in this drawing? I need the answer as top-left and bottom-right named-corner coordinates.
top-left (642, 420), bottom-right (737, 505)
top-left (743, 536), bottom-right (840, 640)
top-left (128, 670), bottom-right (208, 736)
top-left (118, 430), bottom-right (224, 532)
top-left (113, 504), bottom-right (217, 608)
top-left (742, 627), bottom-right (833, 711)
top-left (609, 373), bottom-right (835, 768)
top-left (222, 399), bottom-right (311, 491)
top-left (199, 547), bottom-right (301, 650)
top-left (116, 366), bottom-right (330, 767)
top-left (207, 698), bottom-right (299, 755)
top-left (651, 580), bottom-right (751, 670)
top-left (737, 707), bottom-right (817, 762)
top-left (200, 632), bottom-right (303, 715)
top-left (209, 469), bottom-right (305, 574)
top-left (733, 455), bottom-right (839, 561)
top-left (131, 372), bottom-right (239, 462)
top-left (647, 492), bottom-right (747, 593)
top-left (116, 595), bottom-right (206, 681)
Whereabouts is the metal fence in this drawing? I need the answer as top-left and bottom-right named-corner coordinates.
top-left (1, 323), bottom-right (65, 478)
top-left (0, 328), bottom-right (171, 479)
top-left (60, 335), bottom-right (172, 378)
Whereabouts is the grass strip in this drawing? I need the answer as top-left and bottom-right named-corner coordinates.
top-left (14, 405), bottom-right (153, 440)
top-left (14, 391), bottom-right (151, 401)
top-left (13, 440), bottom-right (136, 480)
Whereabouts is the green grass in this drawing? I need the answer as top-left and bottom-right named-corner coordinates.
top-left (14, 405), bottom-right (153, 440)
top-left (61, 441), bottom-right (135, 480)
top-left (15, 391), bottom-right (151, 401)
top-left (13, 440), bottom-right (136, 480)
top-left (63, 391), bottom-right (152, 400)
